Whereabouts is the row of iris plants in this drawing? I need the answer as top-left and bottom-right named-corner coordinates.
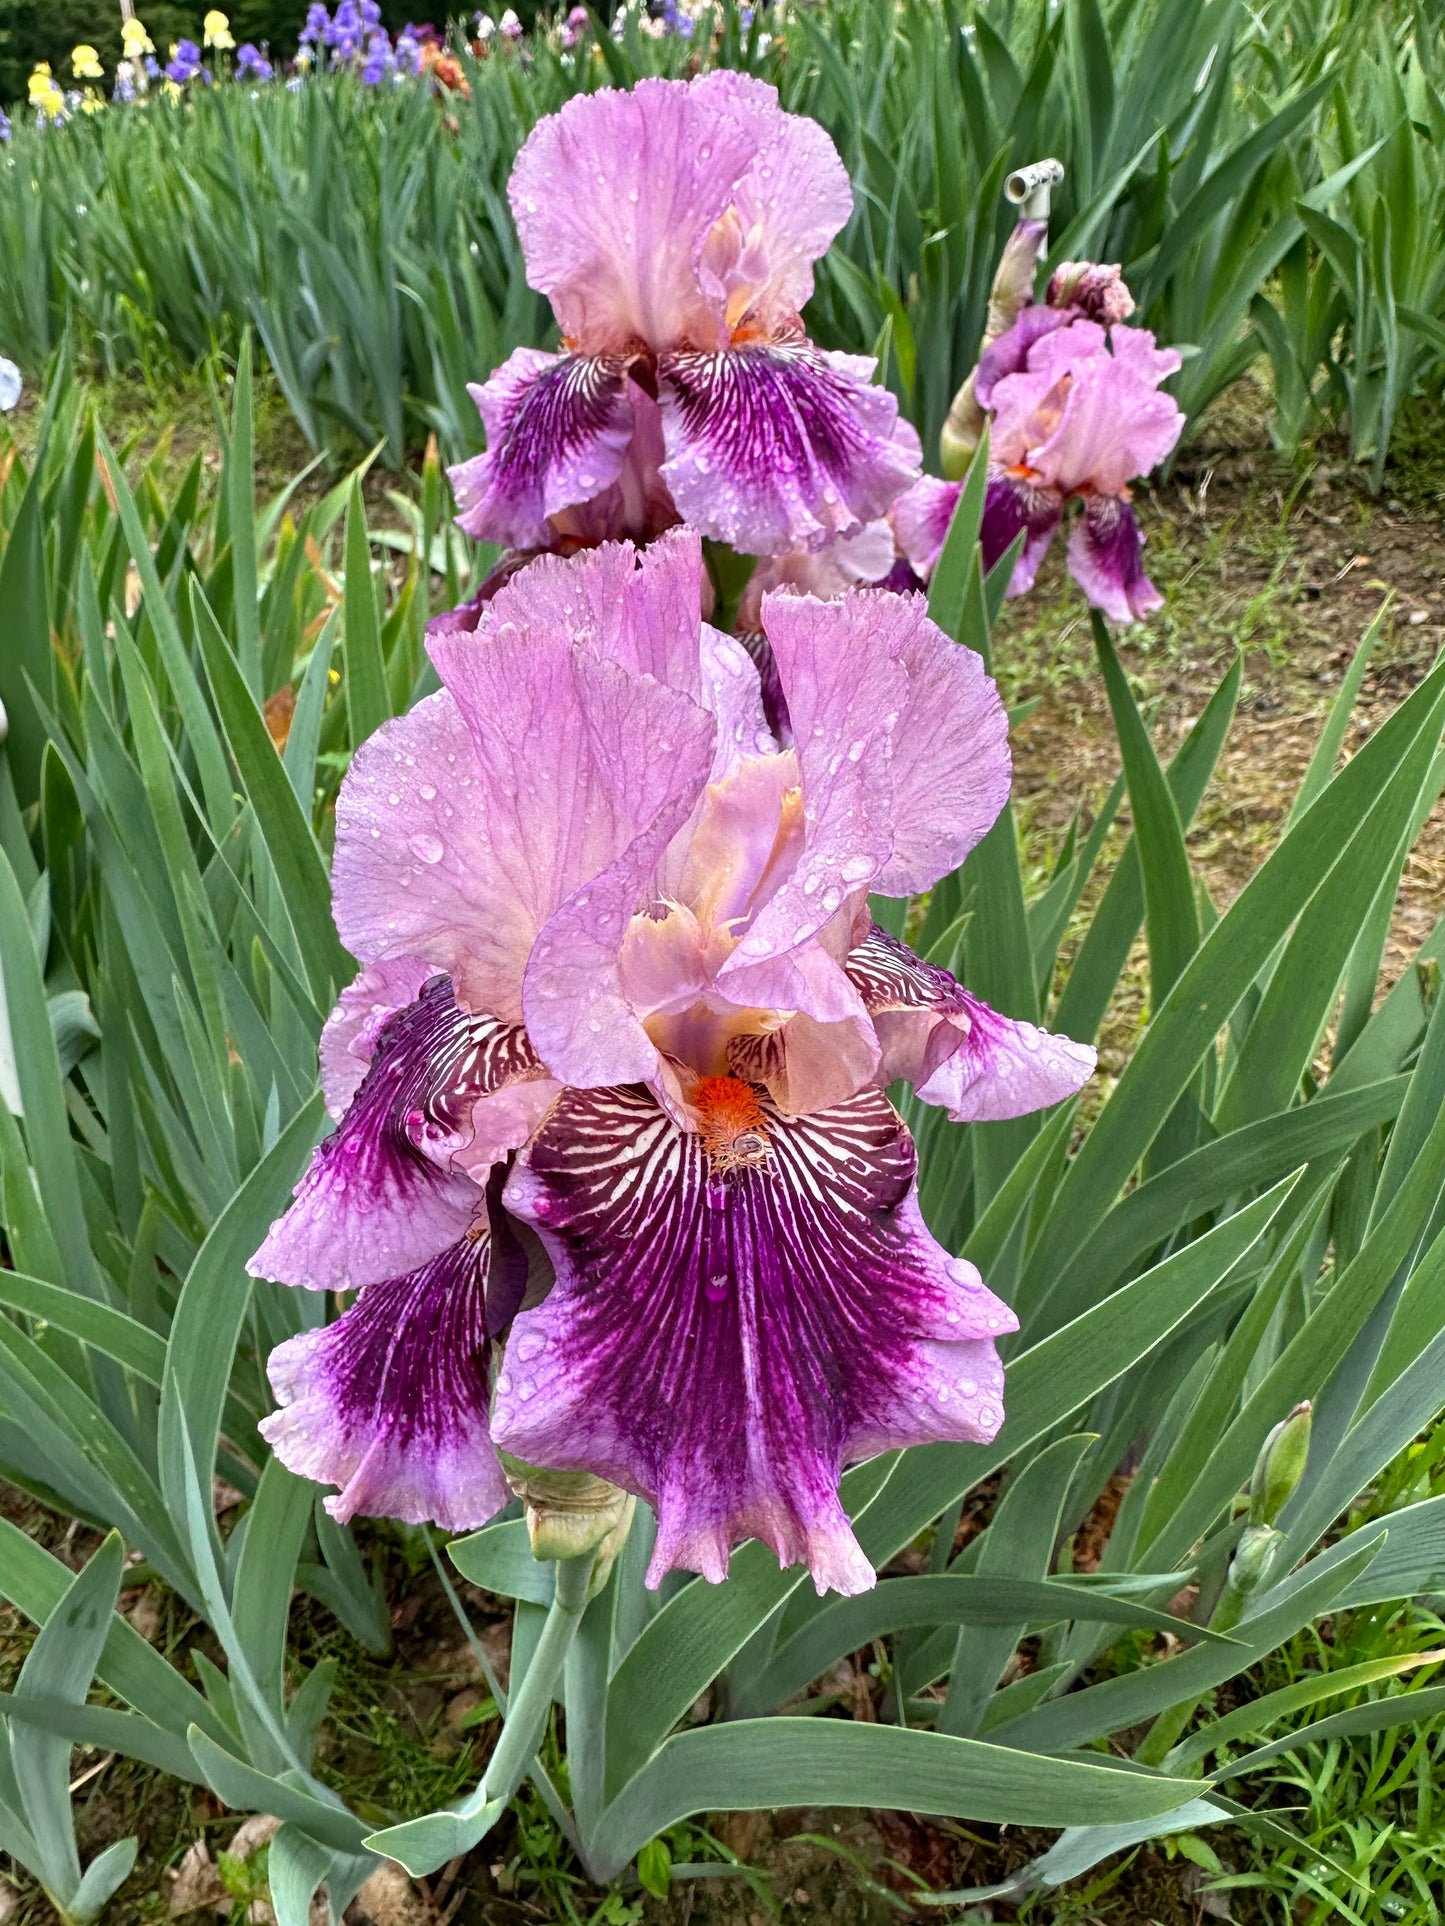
top-left (1, 0), bottom-right (1443, 482)
top-left (0, 39), bottom-right (1444, 1926)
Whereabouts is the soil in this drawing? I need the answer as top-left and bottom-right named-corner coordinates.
top-left (2, 381), bottom-right (1443, 1925)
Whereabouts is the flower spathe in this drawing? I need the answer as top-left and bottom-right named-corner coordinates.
top-left (250, 532), bottom-right (1094, 1594)
top-left (449, 75), bottom-right (919, 561)
top-left (895, 264), bottom-right (1185, 624)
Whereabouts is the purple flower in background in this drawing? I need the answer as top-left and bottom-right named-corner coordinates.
top-left (166, 40), bottom-right (204, 83)
top-left (361, 31), bottom-right (393, 81)
top-left (0, 108), bottom-right (11, 141)
top-left (499, 9), bottom-right (523, 39)
top-left (236, 43), bottom-right (274, 81)
top-left (330, 0), bottom-right (365, 59)
top-left (896, 314), bottom-right (1184, 624)
top-left (394, 28), bottom-right (425, 72)
top-left (249, 533), bottom-right (1093, 1593)
top-left (300, 4), bottom-right (332, 45)
top-left (449, 75), bottom-right (920, 563)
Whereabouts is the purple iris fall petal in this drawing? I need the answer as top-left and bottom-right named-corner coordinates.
top-left (848, 925), bottom-right (1095, 1121)
top-left (261, 1231), bottom-right (511, 1531)
top-left (657, 341), bottom-right (916, 555)
top-left (450, 349), bottom-right (636, 550)
top-left (249, 978), bottom-right (545, 1293)
top-left (492, 1082), bottom-right (1016, 1594)
top-left (1067, 495), bottom-right (1164, 624)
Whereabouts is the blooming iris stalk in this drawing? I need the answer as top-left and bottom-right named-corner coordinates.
top-left (894, 260), bottom-right (1186, 624)
top-left (448, 75), bottom-right (921, 564)
top-left (249, 533), bottom-right (1093, 1596)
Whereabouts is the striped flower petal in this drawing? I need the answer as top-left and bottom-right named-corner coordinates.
top-left (249, 978), bottom-right (545, 1293)
top-left (847, 924), bottom-right (1095, 1122)
top-left (261, 1232), bottom-right (510, 1532)
top-left (492, 1080), bottom-right (1016, 1595)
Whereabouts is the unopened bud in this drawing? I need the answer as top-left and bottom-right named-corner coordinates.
top-left (940, 215), bottom-right (1047, 477)
top-left (1249, 1401), bottom-right (1312, 1527)
top-left (1045, 260), bottom-right (1135, 325)
top-left (1226, 1521), bottom-right (1282, 1599)
top-left (499, 1453), bottom-right (635, 1591)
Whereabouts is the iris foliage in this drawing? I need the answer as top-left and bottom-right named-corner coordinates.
top-left (0, 339), bottom-right (1443, 1919)
top-left (1, 0), bottom-right (1443, 480)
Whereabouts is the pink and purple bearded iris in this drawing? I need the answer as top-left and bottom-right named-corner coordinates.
top-left (447, 74), bottom-right (920, 567)
top-left (248, 531), bottom-right (1094, 1595)
top-left (895, 266), bottom-right (1185, 624)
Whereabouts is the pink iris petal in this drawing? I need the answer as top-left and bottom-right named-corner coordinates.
top-left (318, 956), bottom-right (433, 1119)
top-left (508, 74), bottom-right (850, 355)
top-left (493, 1083), bottom-right (1016, 1595)
top-left (260, 1233), bottom-right (510, 1533)
top-left (657, 341), bottom-right (917, 555)
top-left (973, 304), bottom-right (1070, 410)
top-left (448, 348), bottom-right (634, 550)
top-left (1015, 322), bottom-right (1184, 496)
top-left (848, 925), bottom-right (1095, 1121)
top-left (249, 980), bottom-right (542, 1293)
top-left (716, 587), bottom-right (903, 1015)
top-left (727, 1010), bottom-right (881, 1116)
top-left (867, 591), bottom-right (1011, 896)
top-left (1067, 496), bottom-right (1164, 625)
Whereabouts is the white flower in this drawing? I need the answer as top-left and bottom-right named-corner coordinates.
top-left (0, 358), bottom-right (22, 412)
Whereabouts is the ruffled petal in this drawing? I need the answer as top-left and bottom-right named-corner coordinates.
top-left (1066, 495), bottom-right (1164, 623)
top-left (318, 957), bottom-right (434, 1120)
top-left (493, 1082), bottom-right (1016, 1595)
top-left (260, 1233), bottom-right (510, 1532)
top-left (867, 592), bottom-right (1011, 896)
top-left (973, 303), bottom-right (1070, 409)
top-left (509, 73), bottom-right (782, 352)
top-left (448, 348), bottom-right (634, 550)
top-left (331, 690), bottom-right (522, 1006)
top-left (699, 104), bottom-right (853, 333)
top-left (658, 341), bottom-right (918, 556)
top-left (1024, 323), bottom-right (1184, 496)
top-left (249, 979), bottom-right (543, 1292)
top-left (358, 624), bottom-right (715, 1030)
top-left (847, 925), bottom-right (1095, 1121)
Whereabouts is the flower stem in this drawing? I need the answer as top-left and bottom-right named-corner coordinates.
top-left (363, 1552), bottom-right (596, 1876)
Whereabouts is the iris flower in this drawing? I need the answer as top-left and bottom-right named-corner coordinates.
top-left (894, 265), bottom-right (1184, 624)
top-left (71, 46), bottom-right (104, 80)
top-left (250, 533), bottom-right (1092, 1595)
top-left (449, 74), bottom-right (920, 563)
top-left (203, 12), bottom-right (236, 51)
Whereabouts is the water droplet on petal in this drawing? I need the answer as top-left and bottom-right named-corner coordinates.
top-left (410, 831), bottom-right (444, 864)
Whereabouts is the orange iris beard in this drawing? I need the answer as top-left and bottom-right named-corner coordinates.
top-left (693, 1075), bottom-right (771, 1173)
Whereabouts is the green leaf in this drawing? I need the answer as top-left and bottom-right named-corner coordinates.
top-left (589, 1722), bottom-right (1204, 1885)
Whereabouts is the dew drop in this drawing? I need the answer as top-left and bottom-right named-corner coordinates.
top-left (410, 831), bottom-right (444, 864)
top-left (705, 1272), bottom-right (729, 1301)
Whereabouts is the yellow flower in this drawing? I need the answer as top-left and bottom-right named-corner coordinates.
top-left (27, 63), bottom-right (53, 101)
top-left (203, 10), bottom-right (235, 49)
top-left (72, 44), bottom-right (104, 79)
top-left (122, 18), bottom-right (156, 54)
top-left (80, 91), bottom-right (107, 114)
top-left (162, 78), bottom-right (182, 101)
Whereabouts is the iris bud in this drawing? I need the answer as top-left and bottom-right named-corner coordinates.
top-left (499, 1452), bottom-right (636, 1591)
top-left (1248, 1400), bottom-right (1312, 1528)
top-left (940, 216), bottom-right (1047, 477)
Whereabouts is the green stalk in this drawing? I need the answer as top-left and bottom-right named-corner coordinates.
top-left (363, 1553), bottom-right (595, 1876)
